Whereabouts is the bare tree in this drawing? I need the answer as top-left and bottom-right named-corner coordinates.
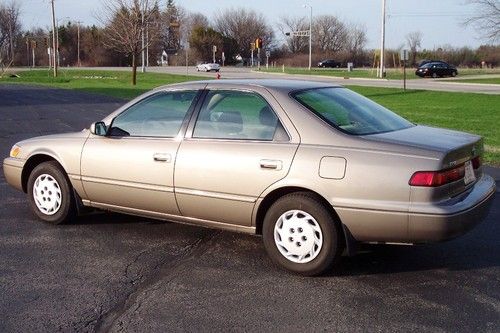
top-left (312, 15), bottom-right (348, 54)
top-left (0, 1), bottom-right (21, 71)
top-left (346, 24), bottom-right (367, 64)
top-left (214, 8), bottom-right (274, 58)
top-left (465, 0), bottom-right (500, 41)
top-left (97, 0), bottom-right (160, 85)
top-left (406, 31), bottom-right (422, 66)
top-left (277, 16), bottom-right (308, 54)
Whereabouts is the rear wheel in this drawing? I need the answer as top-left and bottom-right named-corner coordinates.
top-left (262, 192), bottom-right (343, 276)
top-left (27, 161), bottom-right (76, 225)
top-left (451, 71), bottom-right (457, 77)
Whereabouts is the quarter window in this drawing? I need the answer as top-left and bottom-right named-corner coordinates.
top-left (109, 91), bottom-right (197, 137)
top-left (193, 90), bottom-right (288, 141)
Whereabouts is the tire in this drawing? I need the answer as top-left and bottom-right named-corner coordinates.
top-left (431, 72), bottom-right (438, 78)
top-left (27, 161), bottom-right (76, 225)
top-left (262, 192), bottom-right (343, 276)
top-left (451, 71), bottom-right (457, 77)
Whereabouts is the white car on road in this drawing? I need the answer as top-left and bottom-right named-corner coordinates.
top-left (196, 63), bottom-right (221, 72)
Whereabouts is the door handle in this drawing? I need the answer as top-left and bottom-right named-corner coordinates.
top-left (153, 153), bottom-right (171, 162)
top-left (260, 159), bottom-right (282, 170)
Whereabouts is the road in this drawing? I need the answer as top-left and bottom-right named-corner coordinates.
top-left (0, 85), bottom-right (499, 332)
top-left (82, 66), bottom-right (500, 95)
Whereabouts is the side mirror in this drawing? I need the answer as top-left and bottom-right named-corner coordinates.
top-left (90, 121), bottom-right (107, 136)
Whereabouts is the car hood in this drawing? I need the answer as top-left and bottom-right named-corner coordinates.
top-left (364, 125), bottom-right (481, 154)
top-left (17, 130), bottom-right (90, 146)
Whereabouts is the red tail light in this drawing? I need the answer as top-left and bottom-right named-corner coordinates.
top-left (409, 164), bottom-right (465, 187)
top-left (472, 156), bottom-right (481, 169)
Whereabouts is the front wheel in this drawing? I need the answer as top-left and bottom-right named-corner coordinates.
top-left (431, 72), bottom-right (438, 78)
top-left (27, 161), bottom-right (76, 225)
top-left (262, 192), bottom-right (343, 276)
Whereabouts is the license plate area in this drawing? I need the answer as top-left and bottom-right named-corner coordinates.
top-left (464, 160), bottom-right (476, 185)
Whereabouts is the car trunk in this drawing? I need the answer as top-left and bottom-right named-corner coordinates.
top-left (365, 125), bottom-right (483, 198)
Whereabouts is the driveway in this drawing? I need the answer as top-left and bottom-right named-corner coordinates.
top-left (0, 85), bottom-right (499, 332)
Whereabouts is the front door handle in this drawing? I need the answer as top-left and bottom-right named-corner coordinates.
top-left (260, 159), bottom-right (282, 171)
top-left (153, 153), bottom-right (171, 162)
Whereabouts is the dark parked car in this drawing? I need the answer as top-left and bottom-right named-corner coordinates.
top-left (416, 61), bottom-right (458, 78)
top-left (317, 59), bottom-right (341, 68)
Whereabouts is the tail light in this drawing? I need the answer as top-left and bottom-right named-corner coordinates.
top-left (409, 164), bottom-right (465, 187)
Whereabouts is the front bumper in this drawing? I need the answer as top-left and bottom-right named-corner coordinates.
top-left (408, 173), bottom-right (496, 242)
top-left (3, 157), bottom-right (25, 192)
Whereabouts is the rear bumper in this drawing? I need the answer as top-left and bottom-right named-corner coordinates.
top-left (408, 173), bottom-right (496, 242)
top-left (3, 157), bottom-right (25, 192)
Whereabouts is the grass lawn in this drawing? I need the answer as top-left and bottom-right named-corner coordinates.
top-left (1, 69), bottom-right (499, 165)
top-left (261, 67), bottom-right (500, 80)
top-left (0, 68), bottom-right (206, 99)
top-left (444, 77), bottom-right (500, 85)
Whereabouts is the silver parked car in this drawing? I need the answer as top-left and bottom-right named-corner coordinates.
top-left (3, 80), bottom-right (495, 275)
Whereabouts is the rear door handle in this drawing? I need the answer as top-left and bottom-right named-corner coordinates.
top-left (260, 159), bottom-right (282, 170)
top-left (153, 153), bottom-right (171, 162)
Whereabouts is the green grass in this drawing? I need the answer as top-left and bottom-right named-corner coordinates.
top-left (0, 68), bottom-right (206, 99)
top-left (261, 67), bottom-right (500, 80)
top-left (444, 77), bottom-right (500, 85)
top-left (1, 69), bottom-right (499, 164)
top-left (346, 86), bottom-right (500, 165)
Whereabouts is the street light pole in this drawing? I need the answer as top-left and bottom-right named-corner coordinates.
top-left (76, 21), bottom-right (82, 67)
top-left (379, 0), bottom-right (386, 78)
top-left (141, 10), bottom-right (145, 73)
top-left (303, 4), bottom-right (312, 70)
top-left (50, 0), bottom-right (57, 77)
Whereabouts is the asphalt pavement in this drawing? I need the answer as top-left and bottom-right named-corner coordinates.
top-left (0, 84), bottom-right (499, 332)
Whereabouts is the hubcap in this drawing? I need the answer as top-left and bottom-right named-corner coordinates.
top-left (33, 174), bottom-right (62, 215)
top-left (273, 210), bottom-right (323, 263)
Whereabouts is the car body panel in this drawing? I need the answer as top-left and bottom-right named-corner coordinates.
top-left (3, 79), bottom-right (495, 246)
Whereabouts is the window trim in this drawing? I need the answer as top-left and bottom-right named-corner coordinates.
top-left (185, 88), bottom-right (291, 143)
top-left (107, 89), bottom-right (202, 139)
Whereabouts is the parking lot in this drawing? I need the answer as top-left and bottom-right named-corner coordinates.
top-left (0, 84), bottom-right (499, 332)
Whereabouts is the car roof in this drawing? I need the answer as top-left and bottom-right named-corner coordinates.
top-left (156, 79), bottom-right (341, 93)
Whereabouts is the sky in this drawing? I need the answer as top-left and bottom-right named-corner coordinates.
top-left (18, 0), bottom-right (488, 50)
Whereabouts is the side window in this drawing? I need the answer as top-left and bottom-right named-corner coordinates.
top-left (110, 91), bottom-right (197, 137)
top-left (192, 90), bottom-right (288, 141)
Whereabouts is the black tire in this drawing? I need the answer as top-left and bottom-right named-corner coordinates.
top-left (431, 72), bottom-right (438, 78)
top-left (27, 161), bottom-right (76, 225)
top-left (451, 71), bottom-right (457, 77)
top-left (262, 192), bottom-right (343, 276)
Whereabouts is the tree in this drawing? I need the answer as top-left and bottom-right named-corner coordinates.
top-left (277, 16), bottom-right (308, 54)
top-left (312, 15), bottom-right (348, 54)
top-left (346, 24), bottom-right (367, 64)
top-left (0, 1), bottom-right (21, 71)
top-left (98, 0), bottom-right (160, 85)
top-left (161, 0), bottom-right (182, 53)
top-left (406, 31), bottom-right (423, 66)
top-left (214, 8), bottom-right (274, 58)
top-left (465, 0), bottom-right (500, 41)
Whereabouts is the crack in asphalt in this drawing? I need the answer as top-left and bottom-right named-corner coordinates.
top-left (92, 230), bottom-right (221, 333)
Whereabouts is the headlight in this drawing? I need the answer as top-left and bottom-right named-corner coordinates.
top-left (9, 145), bottom-right (21, 158)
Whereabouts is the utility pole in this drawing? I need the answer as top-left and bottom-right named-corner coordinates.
top-left (379, 0), bottom-right (386, 78)
top-left (307, 5), bottom-right (312, 70)
top-left (76, 21), bottom-right (82, 67)
top-left (50, 0), bottom-right (57, 77)
top-left (146, 22), bottom-right (149, 67)
top-left (141, 9), bottom-right (145, 73)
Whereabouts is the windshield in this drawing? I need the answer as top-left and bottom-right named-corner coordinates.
top-left (292, 87), bottom-right (414, 135)
top-left (421, 63), bottom-right (433, 68)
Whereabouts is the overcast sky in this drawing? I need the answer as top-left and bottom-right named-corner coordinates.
top-left (19, 0), bottom-right (486, 50)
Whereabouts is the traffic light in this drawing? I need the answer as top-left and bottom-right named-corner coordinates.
top-left (255, 38), bottom-right (262, 49)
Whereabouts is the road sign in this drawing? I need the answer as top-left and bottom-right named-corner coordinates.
top-left (265, 50), bottom-right (270, 58)
top-left (213, 45), bottom-right (217, 53)
top-left (250, 42), bottom-right (255, 51)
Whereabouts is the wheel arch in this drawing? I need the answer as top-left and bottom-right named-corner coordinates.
top-left (255, 186), bottom-right (357, 255)
top-left (21, 154), bottom-right (65, 193)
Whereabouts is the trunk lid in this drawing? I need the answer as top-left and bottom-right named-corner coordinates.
top-left (365, 125), bottom-right (483, 197)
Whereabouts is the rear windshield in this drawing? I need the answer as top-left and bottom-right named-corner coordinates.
top-left (292, 87), bottom-right (414, 135)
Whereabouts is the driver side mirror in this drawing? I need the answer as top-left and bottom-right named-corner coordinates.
top-left (90, 121), bottom-right (107, 136)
